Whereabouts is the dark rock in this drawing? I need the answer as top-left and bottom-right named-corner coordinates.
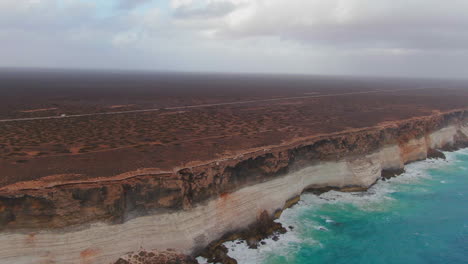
top-left (115, 250), bottom-right (198, 264)
top-left (247, 238), bottom-right (259, 249)
top-left (306, 186), bottom-right (337, 195)
top-left (381, 168), bottom-right (405, 180)
top-left (200, 244), bottom-right (237, 264)
top-left (199, 210), bottom-right (288, 262)
top-left (427, 149), bottom-right (446, 160)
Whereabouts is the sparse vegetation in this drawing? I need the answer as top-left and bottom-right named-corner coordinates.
top-left (1, 79), bottom-right (467, 186)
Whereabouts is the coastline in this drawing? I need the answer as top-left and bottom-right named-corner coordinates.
top-left (220, 148), bottom-right (468, 264)
top-left (0, 109), bottom-right (467, 263)
top-left (196, 148), bottom-right (467, 264)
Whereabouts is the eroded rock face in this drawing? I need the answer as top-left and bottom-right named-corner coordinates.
top-left (115, 250), bottom-right (197, 264)
top-left (2, 110), bottom-right (466, 231)
top-left (198, 210), bottom-right (287, 264)
top-left (0, 174), bottom-right (186, 230)
top-left (0, 110), bottom-right (466, 264)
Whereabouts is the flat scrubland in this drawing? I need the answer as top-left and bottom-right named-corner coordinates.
top-left (1, 70), bottom-right (467, 187)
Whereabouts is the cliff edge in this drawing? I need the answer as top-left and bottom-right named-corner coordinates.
top-left (0, 109), bottom-right (467, 264)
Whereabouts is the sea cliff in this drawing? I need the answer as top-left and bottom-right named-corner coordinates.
top-left (0, 109), bottom-right (467, 264)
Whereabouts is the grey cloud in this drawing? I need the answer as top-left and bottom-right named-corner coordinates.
top-left (173, 1), bottom-right (236, 19)
top-left (213, 1), bottom-right (468, 52)
top-left (275, 22), bottom-right (468, 51)
top-left (118, 0), bottom-right (152, 9)
top-left (0, 0), bottom-right (467, 79)
top-left (0, 1), bottom-right (95, 32)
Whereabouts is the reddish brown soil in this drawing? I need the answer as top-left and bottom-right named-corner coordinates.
top-left (1, 70), bottom-right (467, 187)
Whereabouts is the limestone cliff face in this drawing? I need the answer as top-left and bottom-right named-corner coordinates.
top-left (0, 110), bottom-right (467, 264)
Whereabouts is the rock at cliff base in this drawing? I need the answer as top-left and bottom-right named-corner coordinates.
top-left (115, 250), bottom-right (198, 264)
top-left (427, 149), bottom-right (446, 160)
top-left (198, 210), bottom-right (287, 263)
top-left (381, 168), bottom-right (405, 180)
top-left (199, 244), bottom-right (238, 264)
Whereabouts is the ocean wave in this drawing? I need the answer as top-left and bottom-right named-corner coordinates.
top-left (224, 149), bottom-right (466, 264)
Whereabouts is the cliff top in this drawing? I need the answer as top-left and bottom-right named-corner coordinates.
top-left (1, 72), bottom-right (468, 188)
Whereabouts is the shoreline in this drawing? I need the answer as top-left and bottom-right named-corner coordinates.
top-left (220, 148), bottom-right (468, 264)
top-left (195, 146), bottom-right (464, 264)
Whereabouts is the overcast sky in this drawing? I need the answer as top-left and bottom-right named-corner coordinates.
top-left (1, 0), bottom-right (468, 78)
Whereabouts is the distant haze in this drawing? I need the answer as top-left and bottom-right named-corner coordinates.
top-left (1, 0), bottom-right (468, 79)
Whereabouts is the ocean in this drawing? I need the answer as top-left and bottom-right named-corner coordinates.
top-left (222, 148), bottom-right (468, 264)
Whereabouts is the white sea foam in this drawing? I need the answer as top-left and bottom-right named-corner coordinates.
top-left (195, 256), bottom-right (211, 264)
top-left (225, 150), bottom-right (466, 264)
top-left (314, 226), bottom-right (328, 231)
top-left (223, 201), bottom-right (319, 264)
top-left (224, 230), bottom-right (306, 264)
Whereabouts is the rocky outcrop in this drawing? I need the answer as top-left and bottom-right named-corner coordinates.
top-left (0, 109), bottom-right (467, 264)
top-left (115, 249), bottom-right (197, 264)
top-left (427, 149), bottom-right (446, 160)
top-left (198, 209), bottom-right (287, 264)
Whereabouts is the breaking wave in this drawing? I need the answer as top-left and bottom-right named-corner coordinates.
top-left (225, 149), bottom-right (467, 264)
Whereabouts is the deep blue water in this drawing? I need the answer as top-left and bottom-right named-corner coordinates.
top-left (223, 149), bottom-right (468, 264)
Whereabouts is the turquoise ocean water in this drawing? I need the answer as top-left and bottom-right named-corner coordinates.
top-left (223, 149), bottom-right (468, 264)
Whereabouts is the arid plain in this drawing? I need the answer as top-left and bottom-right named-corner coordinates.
top-left (1, 70), bottom-right (468, 187)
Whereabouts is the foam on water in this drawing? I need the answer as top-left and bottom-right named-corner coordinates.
top-left (225, 149), bottom-right (468, 264)
top-left (196, 256), bottom-right (210, 264)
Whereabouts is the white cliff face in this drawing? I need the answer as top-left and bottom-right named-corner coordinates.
top-left (0, 124), bottom-right (466, 264)
top-left (428, 126), bottom-right (458, 149)
top-left (0, 159), bottom-right (382, 264)
top-left (379, 145), bottom-right (403, 170)
top-left (395, 125), bottom-right (463, 166)
top-left (460, 124), bottom-right (468, 137)
top-left (0, 160), bottom-right (378, 264)
top-left (400, 137), bottom-right (427, 164)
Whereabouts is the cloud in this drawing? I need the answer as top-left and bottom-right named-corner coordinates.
top-left (173, 1), bottom-right (237, 19)
top-left (181, 0), bottom-right (468, 51)
top-left (0, 0), bottom-right (467, 79)
top-left (170, 0), bottom-right (194, 9)
top-left (118, 0), bottom-right (152, 9)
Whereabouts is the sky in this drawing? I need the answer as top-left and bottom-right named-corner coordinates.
top-left (1, 0), bottom-right (468, 79)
